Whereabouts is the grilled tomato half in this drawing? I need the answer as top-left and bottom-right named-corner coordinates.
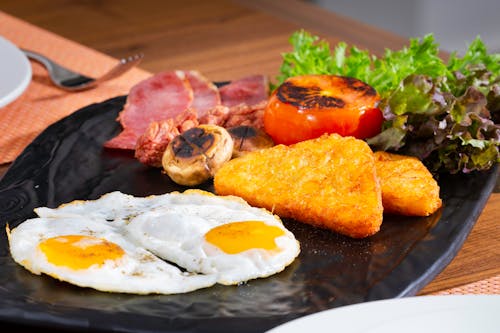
top-left (264, 75), bottom-right (383, 145)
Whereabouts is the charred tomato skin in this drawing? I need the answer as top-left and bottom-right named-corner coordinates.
top-left (264, 75), bottom-right (383, 145)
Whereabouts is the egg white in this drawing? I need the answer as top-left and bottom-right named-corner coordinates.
top-left (34, 191), bottom-right (171, 228)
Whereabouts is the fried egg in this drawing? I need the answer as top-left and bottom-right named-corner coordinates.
top-left (7, 216), bottom-right (217, 294)
top-left (124, 191), bottom-right (300, 285)
top-left (9, 190), bottom-right (300, 292)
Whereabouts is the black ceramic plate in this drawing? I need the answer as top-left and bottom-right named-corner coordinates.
top-left (0, 96), bottom-right (497, 333)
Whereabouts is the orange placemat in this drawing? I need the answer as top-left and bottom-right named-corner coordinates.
top-left (434, 274), bottom-right (500, 295)
top-left (0, 11), bottom-right (151, 164)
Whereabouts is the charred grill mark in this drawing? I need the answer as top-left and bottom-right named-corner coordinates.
top-left (228, 126), bottom-right (257, 151)
top-left (171, 136), bottom-right (194, 157)
top-left (228, 125), bottom-right (257, 139)
top-left (277, 81), bottom-right (345, 108)
top-left (171, 127), bottom-right (215, 157)
top-left (344, 77), bottom-right (377, 96)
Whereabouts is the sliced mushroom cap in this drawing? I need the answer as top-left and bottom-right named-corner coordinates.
top-left (162, 124), bottom-right (233, 186)
top-left (227, 126), bottom-right (275, 158)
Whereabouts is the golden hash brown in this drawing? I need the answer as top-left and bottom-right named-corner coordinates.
top-left (373, 151), bottom-right (442, 216)
top-left (214, 134), bottom-right (383, 238)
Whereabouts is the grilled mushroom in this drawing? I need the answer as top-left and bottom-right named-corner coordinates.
top-left (227, 126), bottom-right (275, 158)
top-left (162, 124), bottom-right (233, 186)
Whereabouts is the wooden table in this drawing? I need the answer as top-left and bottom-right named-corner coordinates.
top-left (1, 0), bottom-right (498, 297)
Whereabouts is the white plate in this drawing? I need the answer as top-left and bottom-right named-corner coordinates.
top-left (0, 36), bottom-right (31, 108)
top-left (267, 295), bottom-right (500, 333)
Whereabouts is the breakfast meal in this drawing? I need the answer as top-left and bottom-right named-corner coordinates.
top-left (7, 190), bottom-right (300, 294)
top-left (6, 30), bottom-right (499, 295)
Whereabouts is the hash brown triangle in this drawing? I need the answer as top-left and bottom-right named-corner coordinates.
top-left (214, 134), bottom-right (383, 238)
top-left (374, 151), bottom-right (442, 216)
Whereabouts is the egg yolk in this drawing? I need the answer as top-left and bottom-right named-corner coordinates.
top-left (204, 221), bottom-right (285, 254)
top-left (38, 235), bottom-right (125, 270)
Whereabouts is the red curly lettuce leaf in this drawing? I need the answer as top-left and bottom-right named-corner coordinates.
top-left (486, 84), bottom-right (500, 123)
top-left (367, 75), bottom-right (500, 174)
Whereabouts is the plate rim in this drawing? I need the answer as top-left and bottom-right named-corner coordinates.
top-left (265, 295), bottom-right (500, 333)
top-left (0, 36), bottom-right (32, 108)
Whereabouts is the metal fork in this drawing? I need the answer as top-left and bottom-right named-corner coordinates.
top-left (22, 49), bottom-right (143, 91)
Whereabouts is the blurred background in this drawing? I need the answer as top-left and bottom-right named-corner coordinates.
top-left (309, 0), bottom-right (500, 54)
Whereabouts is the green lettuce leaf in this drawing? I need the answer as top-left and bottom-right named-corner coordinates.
top-left (277, 30), bottom-right (448, 97)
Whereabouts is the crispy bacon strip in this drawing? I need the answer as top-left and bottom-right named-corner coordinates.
top-left (185, 70), bottom-right (221, 118)
top-left (219, 75), bottom-right (269, 108)
top-left (134, 109), bottom-right (200, 167)
top-left (105, 71), bottom-right (193, 150)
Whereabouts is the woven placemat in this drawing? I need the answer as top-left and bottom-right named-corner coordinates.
top-left (433, 275), bottom-right (500, 295)
top-left (0, 11), bottom-right (151, 164)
